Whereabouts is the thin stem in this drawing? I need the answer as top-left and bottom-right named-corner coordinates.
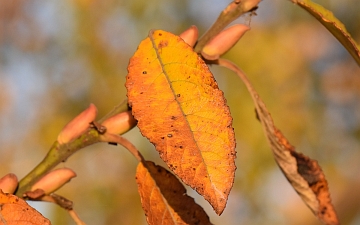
top-left (100, 133), bottom-right (144, 162)
top-left (40, 193), bottom-right (87, 224)
top-left (216, 58), bottom-right (276, 139)
top-left (68, 209), bottom-right (87, 225)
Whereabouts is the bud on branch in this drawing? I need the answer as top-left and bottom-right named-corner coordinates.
top-left (179, 25), bottom-right (199, 47)
top-left (201, 24), bottom-right (250, 60)
top-left (57, 103), bottom-right (98, 144)
top-left (0, 173), bottom-right (18, 194)
top-left (101, 110), bottom-right (137, 135)
top-left (31, 168), bottom-right (77, 195)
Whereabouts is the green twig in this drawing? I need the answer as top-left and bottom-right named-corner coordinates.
top-left (194, 0), bottom-right (260, 53)
top-left (16, 129), bottom-right (100, 197)
top-left (16, 100), bottom-right (130, 197)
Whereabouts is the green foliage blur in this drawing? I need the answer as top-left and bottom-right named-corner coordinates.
top-left (0, 0), bottom-right (359, 224)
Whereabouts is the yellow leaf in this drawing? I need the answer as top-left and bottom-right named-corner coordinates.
top-left (0, 190), bottom-right (51, 225)
top-left (126, 30), bottom-right (236, 214)
top-left (292, 0), bottom-right (360, 66)
top-left (136, 161), bottom-right (213, 225)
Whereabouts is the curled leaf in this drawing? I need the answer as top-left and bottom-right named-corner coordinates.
top-left (292, 0), bottom-right (360, 66)
top-left (126, 30), bottom-right (236, 214)
top-left (136, 161), bottom-right (213, 225)
top-left (272, 129), bottom-right (339, 225)
top-left (218, 58), bottom-right (339, 225)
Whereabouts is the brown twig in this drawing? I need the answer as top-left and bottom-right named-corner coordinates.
top-left (100, 133), bottom-right (145, 162)
top-left (68, 209), bottom-right (87, 225)
top-left (216, 58), bottom-right (276, 137)
top-left (40, 194), bottom-right (86, 225)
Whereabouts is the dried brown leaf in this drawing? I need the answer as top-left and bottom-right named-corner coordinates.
top-left (218, 59), bottom-right (339, 225)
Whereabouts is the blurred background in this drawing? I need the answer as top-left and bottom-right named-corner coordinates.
top-left (1, 0), bottom-right (360, 224)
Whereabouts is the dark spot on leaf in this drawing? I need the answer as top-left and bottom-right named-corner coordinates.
top-left (179, 146), bottom-right (183, 149)
top-left (158, 40), bottom-right (168, 49)
top-left (159, 33), bottom-right (162, 36)
top-left (291, 151), bottom-right (320, 186)
top-left (255, 108), bottom-right (260, 121)
top-left (320, 206), bottom-right (327, 214)
top-left (177, 94), bottom-right (181, 97)
top-left (161, 137), bottom-right (165, 139)
top-left (167, 134), bottom-right (173, 138)
top-left (171, 116), bottom-right (176, 120)
top-left (142, 71), bottom-right (147, 74)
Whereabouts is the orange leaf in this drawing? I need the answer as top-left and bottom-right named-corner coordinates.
top-left (126, 30), bottom-right (236, 214)
top-left (136, 161), bottom-right (213, 225)
top-left (218, 59), bottom-right (339, 225)
top-left (0, 190), bottom-right (51, 225)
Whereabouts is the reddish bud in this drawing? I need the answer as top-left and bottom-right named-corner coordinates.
top-left (179, 25), bottom-right (199, 47)
top-left (57, 103), bottom-right (98, 144)
top-left (31, 168), bottom-right (77, 194)
top-left (101, 111), bottom-right (137, 135)
top-left (201, 24), bottom-right (250, 60)
top-left (0, 173), bottom-right (18, 194)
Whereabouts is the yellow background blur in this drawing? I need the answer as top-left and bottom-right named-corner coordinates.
top-left (1, 0), bottom-right (360, 224)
